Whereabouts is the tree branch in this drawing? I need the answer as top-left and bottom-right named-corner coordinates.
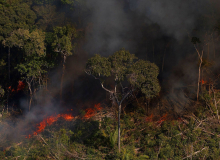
top-left (120, 82), bottom-right (124, 94)
top-left (85, 70), bottom-right (113, 94)
top-left (119, 90), bottom-right (132, 105)
top-left (37, 135), bottom-right (59, 160)
top-left (182, 147), bottom-right (208, 160)
top-left (194, 45), bottom-right (203, 60)
top-left (101, 83), bottom-right (113, 94)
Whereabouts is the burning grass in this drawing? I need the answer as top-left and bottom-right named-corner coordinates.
top-left (145, 113), bottom-right (169, 126)
top-left (84, 103), bottom-right (102, 119)
top-left (26, 103), bottom-right (102, 138)
top-left (26, 113), bottom-right (74, 138)
top-left (2, 102), bottom-right (220, 159)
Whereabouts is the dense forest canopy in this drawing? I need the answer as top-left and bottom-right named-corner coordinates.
top-left (1, 0), bottom-right (220, 159)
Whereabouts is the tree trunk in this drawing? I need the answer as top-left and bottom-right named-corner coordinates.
top-left (212, 86), bottom-right (219, 120)
top-left (8, 47), bottom-right (10, 81)
top-left (7, 47), bottom-right (10, 113)
top-left (195, 47), bottom-right (203, 102)
top-left (145, 99), bottom-right (150, 115)
top-left (197, 56), bottom-right (202, 101)
top-left (29, 94), bottom-right (33, 111)
top-left (118, 104), bottom-right (121, 153)
top-left (60, 54), bottom-right (66, 101)
top-left (27, 81), bottom-right (32, 111)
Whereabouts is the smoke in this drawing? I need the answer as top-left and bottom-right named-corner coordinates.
top-left (0, 103), bottom-right (54, 148)
top-left (1, 0), bottom-right (220, 148)
top-left (80, 0), bottom-right (220, 105)
top-left (83, 0), bottom-right (211, 56)
top-left (84, 0), bottom-right (133, 55)
top-left (129, 0), bottom-right (208, 40)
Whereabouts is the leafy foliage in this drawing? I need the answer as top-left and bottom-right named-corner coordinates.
top-left (109, 48), bottom-right (137, 81)
top-left (15, 55), bottom-right (49, 78)
top-left (1, 0), bottom-right (220, 159)
top-left (86, 54), bottom-right (111, 77)
top-left (2, 104), bottom-right (220, 159)
top-left (128, 60), bottom-right (160, 98)
top-left (52, 25), bottom-right (78, 56)
top-left (3, 29), bottom-right (46, 56)
top-left (86, 48), bottom-right (160, 98)
top-left (0, 0), bottom-right (36, 41)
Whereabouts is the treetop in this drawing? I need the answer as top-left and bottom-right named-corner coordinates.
top-left (86, 48), bottom-right (160, 98)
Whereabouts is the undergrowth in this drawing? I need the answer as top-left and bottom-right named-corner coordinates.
top-left (1, 99), bottom-right (220, 159)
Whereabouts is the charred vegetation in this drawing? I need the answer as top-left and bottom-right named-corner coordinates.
top-left (2, 0), bottom-right (220, 159)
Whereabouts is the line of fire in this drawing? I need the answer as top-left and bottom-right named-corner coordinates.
top-left (1, 0), bottom-right (220, 159)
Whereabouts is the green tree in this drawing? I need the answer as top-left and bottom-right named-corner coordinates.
top-left (3, 29), bottom-right (47, 110)
top-left (16, 55), bottom-right (49, 111)
top-left (0, 0), bottom-right (37, 68)
top-left (0, 0), bottom-right (37, 111)
top-left (32, 4), bottom-right (65, 31)
top-left (52, 25), bottom-right (78, 100)
top-left (3, 29), bottom-right (45, 56)
top-left (86, 48), bottom-right (160, 152)
top-left (0, 0), bottom-right (36, 41)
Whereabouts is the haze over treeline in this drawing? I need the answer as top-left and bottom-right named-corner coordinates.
top-left (0, 0), bottom-right (219, 119)
top-left (1, 0), bottom-right (220, 158)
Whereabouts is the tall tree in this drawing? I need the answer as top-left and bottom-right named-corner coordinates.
top-left (16, 55), bottom-right (49, 111)
top-left (3, 29), bottom-right (47, 110)
top-left (52, 25), bottom-right (78, 100)
top-left (0, 0), bottom-right (37, 111)
top-left (86, 48), bottom-right (160, 152)
top-left (32, 4), bottom-right (66, 31)
top-left (0, 59), bottom-right (6, 98)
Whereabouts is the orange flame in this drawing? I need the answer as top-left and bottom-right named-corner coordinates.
top-left (8, 86), bottom-right (15, 92)
top-left (145, 114), bottom-right (154, 122)
top-left (200, 79), bottom-right (207, 84)
top-left (26, 104), bottom-right (101, 138)
top-left (26, 113), bottom-right (74, 138)
top-left (84, 103), bottom-right (102, 119)
top-left (17, 81), bottom-right (25, 91)
top-left (157, 113), bottom-right (168, 125)
top-left (9, 80), bottom-right (25, 92)
top-left (60, 114), bottom-right (74, 121)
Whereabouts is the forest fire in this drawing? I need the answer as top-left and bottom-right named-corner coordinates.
top-left (84, 103), bottom-right (102, 119)
top-left (9, 80), bottom-right (25, 92)
top-left (200, 79), bottom-right (207, 85)
top-left (145, 114), bottom-right (154, 122)
top-left (17, 81), bottom-right (25, 91)
top-left (157, 113), bottom-right (168, 125)
top-left (26, 113), bottom-right (74, 138)
top-left (145, 113), bottom-right (168, 126)
top-left (26, 103), bottom-right (102, 138)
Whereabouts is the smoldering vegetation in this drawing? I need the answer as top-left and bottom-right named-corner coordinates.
top-left (1, 0), bottom-right (220, 151)
top-left (73, 0), bottom-right (220, 112)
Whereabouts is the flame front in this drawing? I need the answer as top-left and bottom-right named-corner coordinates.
top-left (84, 103), bottom-right (102, 119)
top-left (26, 114), bottom-right (74, 138)
top-left (200, 79), bottom-right (207, 84)
top-left (26, 104), bottom-right (101, 138)
top-left (145, 114), bottom-right (153, 122)
top-left (61, 114), bottom-right (74, 120)
top-left (17, 80), bottom-right (25, 91)
top-left (9, 80), bottom-right (25, 92)
top-left (145, 113), bottom-right (168, 125)
top-left (157, 113), bottom-right (168, 125)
